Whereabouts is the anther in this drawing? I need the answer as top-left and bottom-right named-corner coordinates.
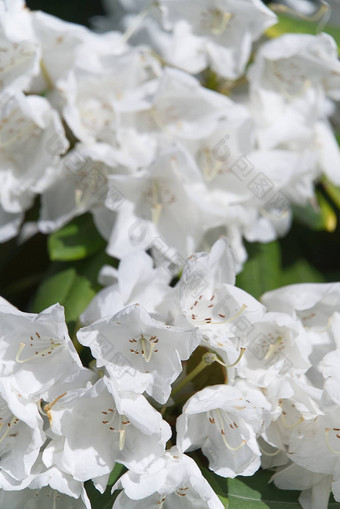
top-left (325, 428), bottom-right (340, 454)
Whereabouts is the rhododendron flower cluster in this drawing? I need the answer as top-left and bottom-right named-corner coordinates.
top-left (1, 240), bottom-right (340, 508)
top-left (1, 0), bottom-right (340, 507)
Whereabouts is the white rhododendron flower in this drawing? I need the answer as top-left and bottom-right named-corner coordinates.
top-left (0, 379), bottom-right (44, 483)
top-left (159, 0), bottom-right (277, 78)
top-left (78, 304), bottom-right (201, 403)
top-left (107, 146), bottom-right (222, 258)
top-left (43, 377), bottom-right (171, 479)
top-left (0, 90), bottom-right (68, 240)
top-left (237, 312), bottom-right (311, 387)
top-left (177, 384), bottom-right (271, 477)
top-left (0, 303), bottom-right (83, 398)
top-left (81, 250), bottom-right (172, 324)
top-left (0, 462), bottom-right (91, 508)
top-left (113, 446), bottom-right (224, 508)
top-left (0, 0), bottom-right (40, 92)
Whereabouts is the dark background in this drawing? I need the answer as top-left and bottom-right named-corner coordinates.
top-left (26, 0), bottom-right (106, 26)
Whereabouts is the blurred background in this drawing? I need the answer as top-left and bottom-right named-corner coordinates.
top-left (2, 0), bottom-right (338, 314)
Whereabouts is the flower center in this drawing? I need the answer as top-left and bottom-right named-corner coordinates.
top-left (208, 409), bottom-right (246, 451)
top-left (129, 333), bottom-right (159, 363)
top-left (144, 179), bottom-right (176, 225)
top-left (0, 107), bottom-right (40, 150)
top-left (199, 147), bottom-right (228, 183)
top-left (201, 9), bottom-right (233, 35)
top-left (15, 331), bottom-right (62, 364)
top-left (100, 407), bottom-right (131, 450)
top-left (0, 412), bottom-right (19, 444)
top-left (189, 291), bottom-right (247, 326)
top-left (325, 427), bottom-right (340, 454)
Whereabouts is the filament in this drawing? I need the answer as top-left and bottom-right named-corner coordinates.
top-left (210, 10), bottom-right (233, 35)
top-left (44, 393), bottom-right (67, 414)
top-left (325, 428), bottom-right (340, 454)
top-left (151, 182), bottom-right (162, 225)
top-left (264, 337), bottom-right (283, 361)
top-left (16, 341), bottom-right (61, 363)
top-left (304, 315), bottom-right (332, 333)
top-left (280, 413), bottom-right (304, 429)
top-left (0, 416), bottom-right (18, 443)
top-left (197, 303), bottom-right (247, 325)
top-left (260, 445), bottom-right (281, 456)
top-left (214, 409), bottom-right (246, 451)
top-left (225, 347), bottom-right (246, 368)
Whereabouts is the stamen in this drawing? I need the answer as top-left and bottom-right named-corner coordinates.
top-left (44, 393), bottom-right (67, 425)
top-left (157, 496), bottom-right (166, 509)
top-left (260, 445), bottom-right (281, 456)
top-left (16, 340), bottom-right (61, 363)
top-left (129, 334), bottom-right (159, 362)
top-left (197, 304), bottom-right (247, 325)
top-left (325, 428), bottom-right (340, 454)
top-left (119, 429), bottom-right (126, 451)
top-left (304, 315), bottom-right (332, 333)
top-left (225, 347), bottom-right (246, 368)
top-left (212, 409), bottom-right (246, 451)
top-left (264, 337), bottom-right (283, 360)
top-left (280, 413), bottom-right (304, 429)
top-left (118, 415), bottom-right (130, 450)
top-left (140, 335), bottom-right (156, 363)
top-left (0, 416), bottom-right (18, 444)
top-left (210, 10), bottom-right (233, 35)
top-left (0, 121), bottom-right (39, 149)
top-left (151, 181), bottom-right (162, 225)
top-left (202, 148), bottom-right (221, 182)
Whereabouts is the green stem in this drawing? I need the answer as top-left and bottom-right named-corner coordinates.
top-left (171, 353), bottom-right (217, 397)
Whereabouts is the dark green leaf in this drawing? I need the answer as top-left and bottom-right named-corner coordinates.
top-left (236, 241), bottom-right (281, 299)
top-left (292, 202), bottom-right (324, 231)
top-left (108, 463), bottom-right (127, 486)
top-left (48, 214), bottom-right (106, 261)
top-left (85, 480), bottom-right (120, 509)
top-left (31, 267), bottom-right (77, 314)
top-left (280, 258), bottom-right (325, 286)
top-left (31, 251), bottom-right (112, 322)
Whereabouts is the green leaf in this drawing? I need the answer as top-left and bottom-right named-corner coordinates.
top-left (293, 191), bottom-right (337, 233)
top-left (31, 251), bottom-right (112, 322)
top-left (280, 258), bottom-right (325, 286)
top-left (108, 463), bottom-right (127, 486)
top-left (48, 214), bottom-right (106, 261)
top-left (85, 480), bottom-right (120, 509)
top-left (317, 192), bottom-right (337, 233)
top-left (292, 202), bottom-right (324, 231)
top-left (322, 178), bottom-right (340, 211)
top-left (31, 267), bottom-right (77, 314)
top-left (200, 465), bottom-right (228, 507)
top-left (266, 14), bottom-right (340, 51)
top-left (236, 241), bottom-right (281, 299)
top-left (227, 471), bottom-right (301, 508)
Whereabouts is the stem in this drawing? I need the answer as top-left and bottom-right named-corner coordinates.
top-left (171, 353), bottom-right (216, 397)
